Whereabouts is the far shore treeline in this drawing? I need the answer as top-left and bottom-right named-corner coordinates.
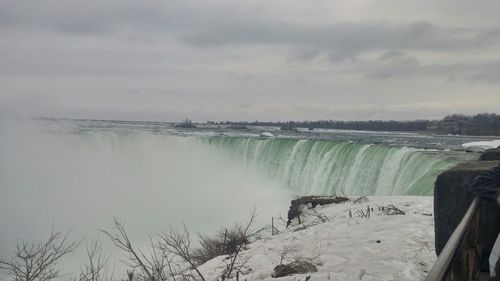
top-left (211, 113), bottom-right (500, 136)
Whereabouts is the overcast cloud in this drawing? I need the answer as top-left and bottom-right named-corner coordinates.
top-left (1, 0), bottom-right (500, 121)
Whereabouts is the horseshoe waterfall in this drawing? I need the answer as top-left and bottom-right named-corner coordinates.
top-left (203, 136), bottom-right (468, 196)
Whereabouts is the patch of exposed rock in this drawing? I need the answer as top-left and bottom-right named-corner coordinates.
top-left (271, 261), bottom-right (317, 278)
top-left (287, 196), bottom-right (349, 226)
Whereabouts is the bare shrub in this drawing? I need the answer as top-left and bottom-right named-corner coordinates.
top-left (271, 216), bottom-right (287, 236)
top-left (0, 228), bottom-right (79, 281)
top-left (352, 205), bottom-right (372, 218)
top-left (76, 239), bottom-right (112, 281)
top-left (353, 196), bottom-right (369, 204)
top-left (190, 209), bottom-right (266, 270)
top-left (279, 245), bottom-right (298, 265)
top-left (355, 209), bottom-right (369, 218)
top-left (217, 210), bottom-right (257, 281)
top-left (101, 218), bottom-right (171, 281)
top-left (156, 225), bottom-right (206, 281)
top-left (190, 234), bottom-right (221, 266)
top-left (310, 209), bottom-right (329, 224)
top-left (103, 211), bottom-right (260, 281)
top-left (191, 227), bottom-right (250, 266)
top-left (379, 205), bottom-right (405, 215)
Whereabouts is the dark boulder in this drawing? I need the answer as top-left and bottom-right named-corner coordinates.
top-left (271, 261), bottom-right (317, 278)
top-left (434, 161), bottom-right (500, 267)
top-left (479, 148), bottom-right (500, 161)
top-left (287, 196), bottom-right (349, 226)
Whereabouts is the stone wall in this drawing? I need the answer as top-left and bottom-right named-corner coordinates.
top-left (434, 157), bottom-right (500, 270)
top-left (479, 148), bottom-right (500, 161)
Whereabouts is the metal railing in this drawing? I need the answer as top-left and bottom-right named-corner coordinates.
top-left (425, 197), bottom-right (482, 281)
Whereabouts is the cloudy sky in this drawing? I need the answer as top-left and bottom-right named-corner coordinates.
top-left (1, 0), bottom-right (500, 121)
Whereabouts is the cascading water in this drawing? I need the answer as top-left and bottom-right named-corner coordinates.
top-left (202, 136), bottom-right (473, 196)
top-left (0, 123), bottom-right (293, 263)
top-left (0, 119), bottom-right (482, 279)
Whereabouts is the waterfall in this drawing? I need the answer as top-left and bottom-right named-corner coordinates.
top-left (202, 136), bottom-right (471, 196)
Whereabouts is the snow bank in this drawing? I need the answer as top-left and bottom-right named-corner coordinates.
top-left (462, 140), bottom-right (500, 152)
top-left (197, 196), bottom-right (435, 281)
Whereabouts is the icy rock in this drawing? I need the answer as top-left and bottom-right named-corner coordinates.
top-left (287, 196), bottom-right (349, 226)
top-left (462, 140), bottom-right (500, 152)
top-left (271, 261), bottom-right (317, 278)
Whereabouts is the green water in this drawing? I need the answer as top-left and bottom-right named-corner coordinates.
top-left (202, 136), bottom-right (474, 196)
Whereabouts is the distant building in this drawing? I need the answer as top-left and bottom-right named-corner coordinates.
top-left (426, 121), bottom-right (439, 131)
top-left (438, 119), bottom-right (461, 134)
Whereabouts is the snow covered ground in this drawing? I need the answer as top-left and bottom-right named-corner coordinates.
top-left (198, 196), bottom-right (435, 281)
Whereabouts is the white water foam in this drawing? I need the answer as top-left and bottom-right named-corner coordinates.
top-left (203, 136), bottom-right (473, 196)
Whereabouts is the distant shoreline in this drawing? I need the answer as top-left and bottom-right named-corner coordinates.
top-left (34, 115), bottom-right (500, 138)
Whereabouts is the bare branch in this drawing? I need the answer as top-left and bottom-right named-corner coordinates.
top-left (279, 246), bottom-right (298, 265)
top-left (77, 239), bottom-right (111, 281)
top-left (100, 219), bottom-right (154, 281)
top-left (223, 209), bottom-right (257, 280)
top-left (310, 209), bottom-right (329, 224)
top-left (157, 224), bottom-right (205, 281)
top-left (0, 228), bottom-right (79, 281)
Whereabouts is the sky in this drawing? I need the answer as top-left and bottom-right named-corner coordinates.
top-left (1, 0), bottom-right (500, 122)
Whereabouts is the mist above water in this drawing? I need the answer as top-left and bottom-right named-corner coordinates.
top-left (0, 118), bottom-right (478, 278)
top-left (0, 120), bottom-right (292, 271)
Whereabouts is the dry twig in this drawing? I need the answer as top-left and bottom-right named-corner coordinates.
top-left (0, 227), bottom-right (79, 281)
